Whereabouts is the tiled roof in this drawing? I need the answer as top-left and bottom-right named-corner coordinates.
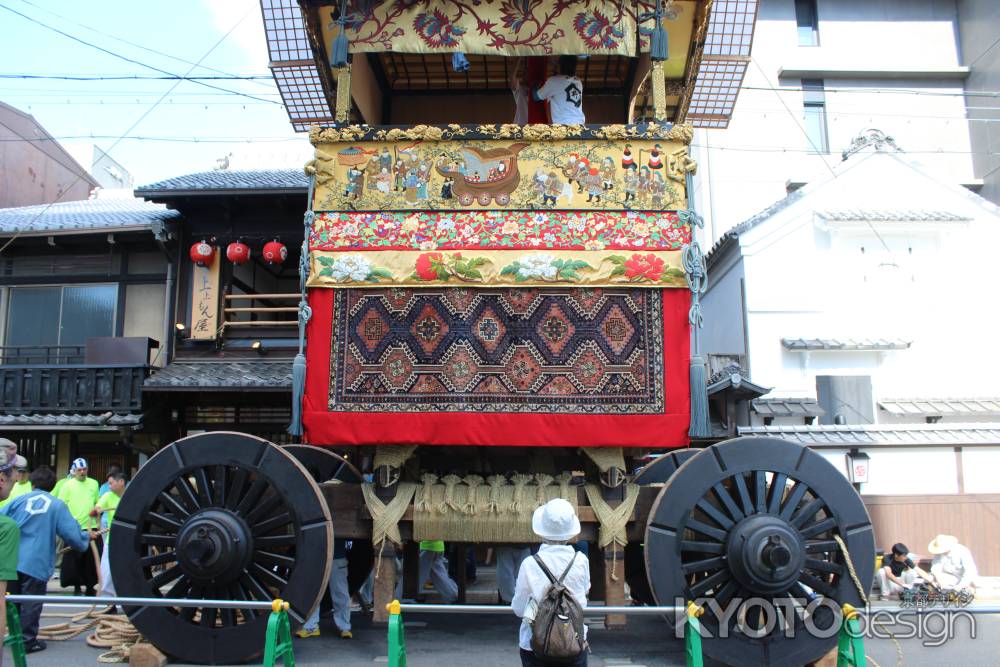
top-left (144, 360), bottom-right (292, 390)
top-left (707, 364), bottom-right (769, 397)
top-left (879, 398), bottom-right (1000, 417)
top-left (136, 169), bottom-right (308, 195)
top-left (781, 337), bottom-right (911, 351)
top-left (738, 423), bottom-right (1000, 447)
top-left (816, 209), bottom-right (971, 223)
top-left (0, 197), bottom-right (179, 236)
top-left (0, 413), bottom-right (142, 429)
top-left (752, 398), bottom-right (826, 418)
top-left (707, 188), bottom-right (807, 264)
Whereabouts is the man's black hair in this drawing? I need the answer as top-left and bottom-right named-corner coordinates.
top-left (108, 471), bottom-right (127, 483)
top-left (558, 55), bottom-right (578, 77)
top-left (30, 466), bottom-right (56, 492)
top-left (107, 464), bottom-right (122, 478)
top-left (891, 543), bottom-right (909, 557)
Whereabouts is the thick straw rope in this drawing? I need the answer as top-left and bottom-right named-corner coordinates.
top-left (362, 481), bottom-right (417, 549)
top-left (584, 483), bottom-right (639, 581)
top-left (373, 445), bottom-right (418, 470)
top-left (581, 447), bottom-right (626, 474)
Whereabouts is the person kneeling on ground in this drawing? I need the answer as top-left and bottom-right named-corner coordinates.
top-left (2, 465), bottom-right (94, 653)
top-left (928, 534), bottom-right (979, 592)
top-left (512, 498), bottom-right (590, 667)
top-left (877, 543), bottom-right (932, 600)
top-left (297, 538), bottom-right (354, 639)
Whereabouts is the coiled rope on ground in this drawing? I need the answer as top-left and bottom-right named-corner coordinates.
top-left (37, 606), bottom-right (142, 663)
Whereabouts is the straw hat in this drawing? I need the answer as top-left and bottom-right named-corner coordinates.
top-left (927, 534), bottom-right (959, 555)
top-left (532, 498), bottom-right (581, 542)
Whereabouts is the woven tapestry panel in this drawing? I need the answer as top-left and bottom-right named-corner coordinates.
top-left (303, 287), bottom-right (690, 448)
top-left (329, 287), bottom-right (663, 414)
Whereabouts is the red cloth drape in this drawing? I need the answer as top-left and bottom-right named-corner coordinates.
top-left (302, 288), bottom-right (691, 449)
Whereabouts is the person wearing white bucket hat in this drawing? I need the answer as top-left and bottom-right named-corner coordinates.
top-left (928, 534), bottom-right (979, 592)
top-left (511, 498), bottom-right (590, 666)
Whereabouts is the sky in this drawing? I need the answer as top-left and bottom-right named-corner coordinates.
top-left (0, 0), bottom-right (312, 186)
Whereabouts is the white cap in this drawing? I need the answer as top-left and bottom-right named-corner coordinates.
top-left (71, 458), bottom-right (89, 472)
top-left (531, 498), bottom-right (581, 542)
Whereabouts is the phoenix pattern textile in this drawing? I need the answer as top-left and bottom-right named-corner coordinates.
top-left (310, 210), bottom-right (690, 251)
top-left (317, 1), bottom-right (690, 57)
top-left (303, 286), bottom-right (691, 447)
top-left (329, 287), bottom-right (662, 412)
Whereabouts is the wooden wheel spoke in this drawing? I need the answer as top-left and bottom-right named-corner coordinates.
top-left (179, 587), bottom-right (202, 622)
top-left (140, 551), bottom-right (178, 568)
top-left (805, 558), bottom-right (843, 576)
top-left (250, 563), bottom-right (288, 590)
top-left (148, 565), bottom-right (184, 590)
top-left (139, 533), bottom-right (176, 548)
top-left (685, 518), bottom-right (727, 542)
top-left (689, 569), bottom-right (730, 599)
top-left (804, 540), bottom-right (839, 554)
top-left (779, 482), bottom-right (809, 520)
top-left (252, 512), bottom-right (292, 536)
top-left (173, 476), bottom-right (201, 513)
top-left (193, 468), bottom-right (213, 507)
top-left (799, 517), bottom-right (836, 539)
top-left (733, 473), bottom-right (753, 516)
top-left (767, 473), bottom-right (787, 514)
top-left (682, 556), bottom-right (726, 575)
top-left (166, 574), bottom-right (191, 601)
top-left (213, 466), bottom-right (227, 507)
top-left (241, 573), bottom-right (271, 603)
top-left (234, 477), bottom-right (269, 516)
top-left (711, 482), bottom-right (744, 522)
top-left (200, 605), bottom-right (219, 628)
top-left (752, 471), bottom-right (767, 514)
top-left (254, 550), bottom-right (296, 569)
top-left (799, 572), bottom-right (835, 598)
top-left (695, 498), bottom-right (734, 530)
top-left (147, 512), bottom-right (182, 532)
top-left (255, 534), bottom-right (296, 549)
top-left (244, 492), bottom-right (283, 526)
top-left (679, 540), bottom-right (724, 555)
top-left (225, 468), bottom-right (250, 510)
top-left (790, 498), bottom-right (824, 528)
top-left (157, 492), bottom-right (191, 520)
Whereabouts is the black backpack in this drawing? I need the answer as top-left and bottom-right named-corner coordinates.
top-left (529, 553), bottom-right (588, 661)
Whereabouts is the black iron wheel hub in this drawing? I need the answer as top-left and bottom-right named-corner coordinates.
top-left (726, 514), bottom-right (803, 595)
top-left (176, 509), bottom-right (252, 586)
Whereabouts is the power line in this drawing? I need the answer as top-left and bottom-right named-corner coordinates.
top-left (13, 0), bottom-right (277, 90)
top-left (0, 5), bottom-right (261, 255)
top-left (743, 84), bottom-right (1000, 99)
top-left (0, 2), bottom-right (282, 106)
top-left (0, 74), bottom-right (274, 81)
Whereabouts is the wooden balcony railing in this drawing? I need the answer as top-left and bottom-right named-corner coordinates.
top-left (222, 294), bottom-right (299, 337)
top-left (0, 365), bottom-right (146, 412)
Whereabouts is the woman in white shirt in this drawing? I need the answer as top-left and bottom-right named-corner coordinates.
top-left (511, 498), bottom-right (591, 666)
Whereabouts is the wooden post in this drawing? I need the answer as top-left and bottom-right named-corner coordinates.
top-left (372, 542), bottom-right (399, 624)
top-left (603, 546), bottom-right (627, 629)
top-left (456, 544), bottom-right (468, 603)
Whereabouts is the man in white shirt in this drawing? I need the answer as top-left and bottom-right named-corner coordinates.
top-left (511, 498), bottom-right (590, 666)
top-left (534, 56), bottom-right (586, 125)
top-left (928, 534), bottom-right (979, 591)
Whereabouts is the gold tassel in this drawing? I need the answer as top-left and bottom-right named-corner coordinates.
top-left (652, 60), bottom-right (668, 122)
top-left (334, 65), bottom-right (352, 123)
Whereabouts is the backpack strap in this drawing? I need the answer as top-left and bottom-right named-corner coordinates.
top-left (533, 551), bottom-right (577, 585)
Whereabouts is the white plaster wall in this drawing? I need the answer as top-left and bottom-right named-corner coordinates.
top-left (693, 0), bottom-right (975, 244)
top-left (859, 447), bottom-right (959, 495)
top-left (961, 447), bottom-right (1000, 493)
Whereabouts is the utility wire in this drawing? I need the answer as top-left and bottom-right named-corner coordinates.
top-left (0, 5), bottom-right (260, 255)
top-left (14, 0), bottom-right (277, 90)
top-left (0, 2), bottom-right (281, 106)
top-left (0, 74), bottom-right (273, 81)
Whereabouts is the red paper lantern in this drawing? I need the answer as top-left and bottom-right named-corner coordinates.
top-left (189, 241), bottom-right (215, 267)
top-left (226, 240), bottom-right (251, 265)
top-left (262, 240), bottom-right (287, 265)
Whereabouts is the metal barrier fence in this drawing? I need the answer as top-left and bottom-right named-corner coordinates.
top-left (3, 595), bottom-right (296, 667)
top-left (385, 601), bottom-right (1000, 667)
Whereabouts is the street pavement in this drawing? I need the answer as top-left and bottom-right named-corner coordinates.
top-left (5, 603), bottom-right (999, 666)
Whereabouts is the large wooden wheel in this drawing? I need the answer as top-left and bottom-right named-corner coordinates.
top-left (644, 437), bottom-right (874, 666)
top-left (110, 433), bottom-right (333, 664)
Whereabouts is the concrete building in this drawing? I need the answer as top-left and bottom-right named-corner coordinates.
top-left (957, 0), bottom-right (1000, 206)
top-left (0, 101), bottom-right (97, 208)
top-left (692, 0), bottom-right (977, 243)
top-left (702, 139), bottom-right (1000, 572)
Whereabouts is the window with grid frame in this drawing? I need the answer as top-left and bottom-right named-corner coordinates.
top-left (802, 78), bottom-right (829, 154)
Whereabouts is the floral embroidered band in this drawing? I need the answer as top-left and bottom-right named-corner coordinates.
top-left (309, 211), bottom-right (690, 251)
top-left (317, 1), bottom-right (696, 60)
